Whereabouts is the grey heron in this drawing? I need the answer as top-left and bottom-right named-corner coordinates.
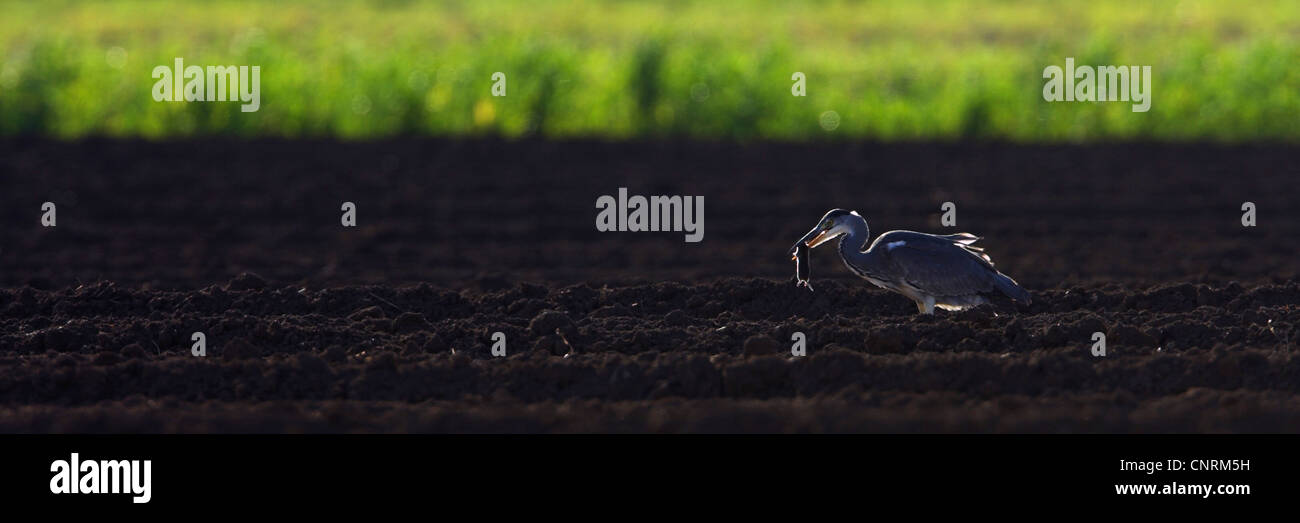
top-left (789, 209), bottom-right (1031, 314)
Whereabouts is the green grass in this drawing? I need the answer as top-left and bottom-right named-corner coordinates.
top-left (1, 0), bottom-right (1298, 141)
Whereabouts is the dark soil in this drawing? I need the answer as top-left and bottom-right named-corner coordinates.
top-left (1, 138), bottom-right (1297, 432)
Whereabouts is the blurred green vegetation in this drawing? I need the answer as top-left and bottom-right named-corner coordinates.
top-left (0, 0), bottom-right (1297, 141)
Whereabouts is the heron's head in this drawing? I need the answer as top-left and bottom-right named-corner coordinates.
top-left (793, 209), bottom-right (863, 254)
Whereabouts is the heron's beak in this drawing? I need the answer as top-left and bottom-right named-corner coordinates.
top-left (806, 229), bottom-right (834, 248)
top-left (790, 225), bottom-right (824, 257)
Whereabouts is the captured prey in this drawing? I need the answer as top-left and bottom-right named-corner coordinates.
top-left (789, 241), bottom-right (813, 291)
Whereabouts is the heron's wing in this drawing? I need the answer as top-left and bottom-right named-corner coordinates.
top-left (874, 232), bottom-right (1001, 297)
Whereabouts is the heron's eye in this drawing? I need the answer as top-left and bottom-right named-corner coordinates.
top-left (822, 221), bottom-right (832, 230)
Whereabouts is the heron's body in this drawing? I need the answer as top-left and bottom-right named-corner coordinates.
top-left (792, 209), bottom-right (1030, 314)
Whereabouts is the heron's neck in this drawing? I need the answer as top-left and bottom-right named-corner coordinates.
top-left (836, 220), bottom-right (872, 266)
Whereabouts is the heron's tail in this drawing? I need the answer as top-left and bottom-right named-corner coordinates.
top-left (993, 271), bottom-right (1031, 305)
